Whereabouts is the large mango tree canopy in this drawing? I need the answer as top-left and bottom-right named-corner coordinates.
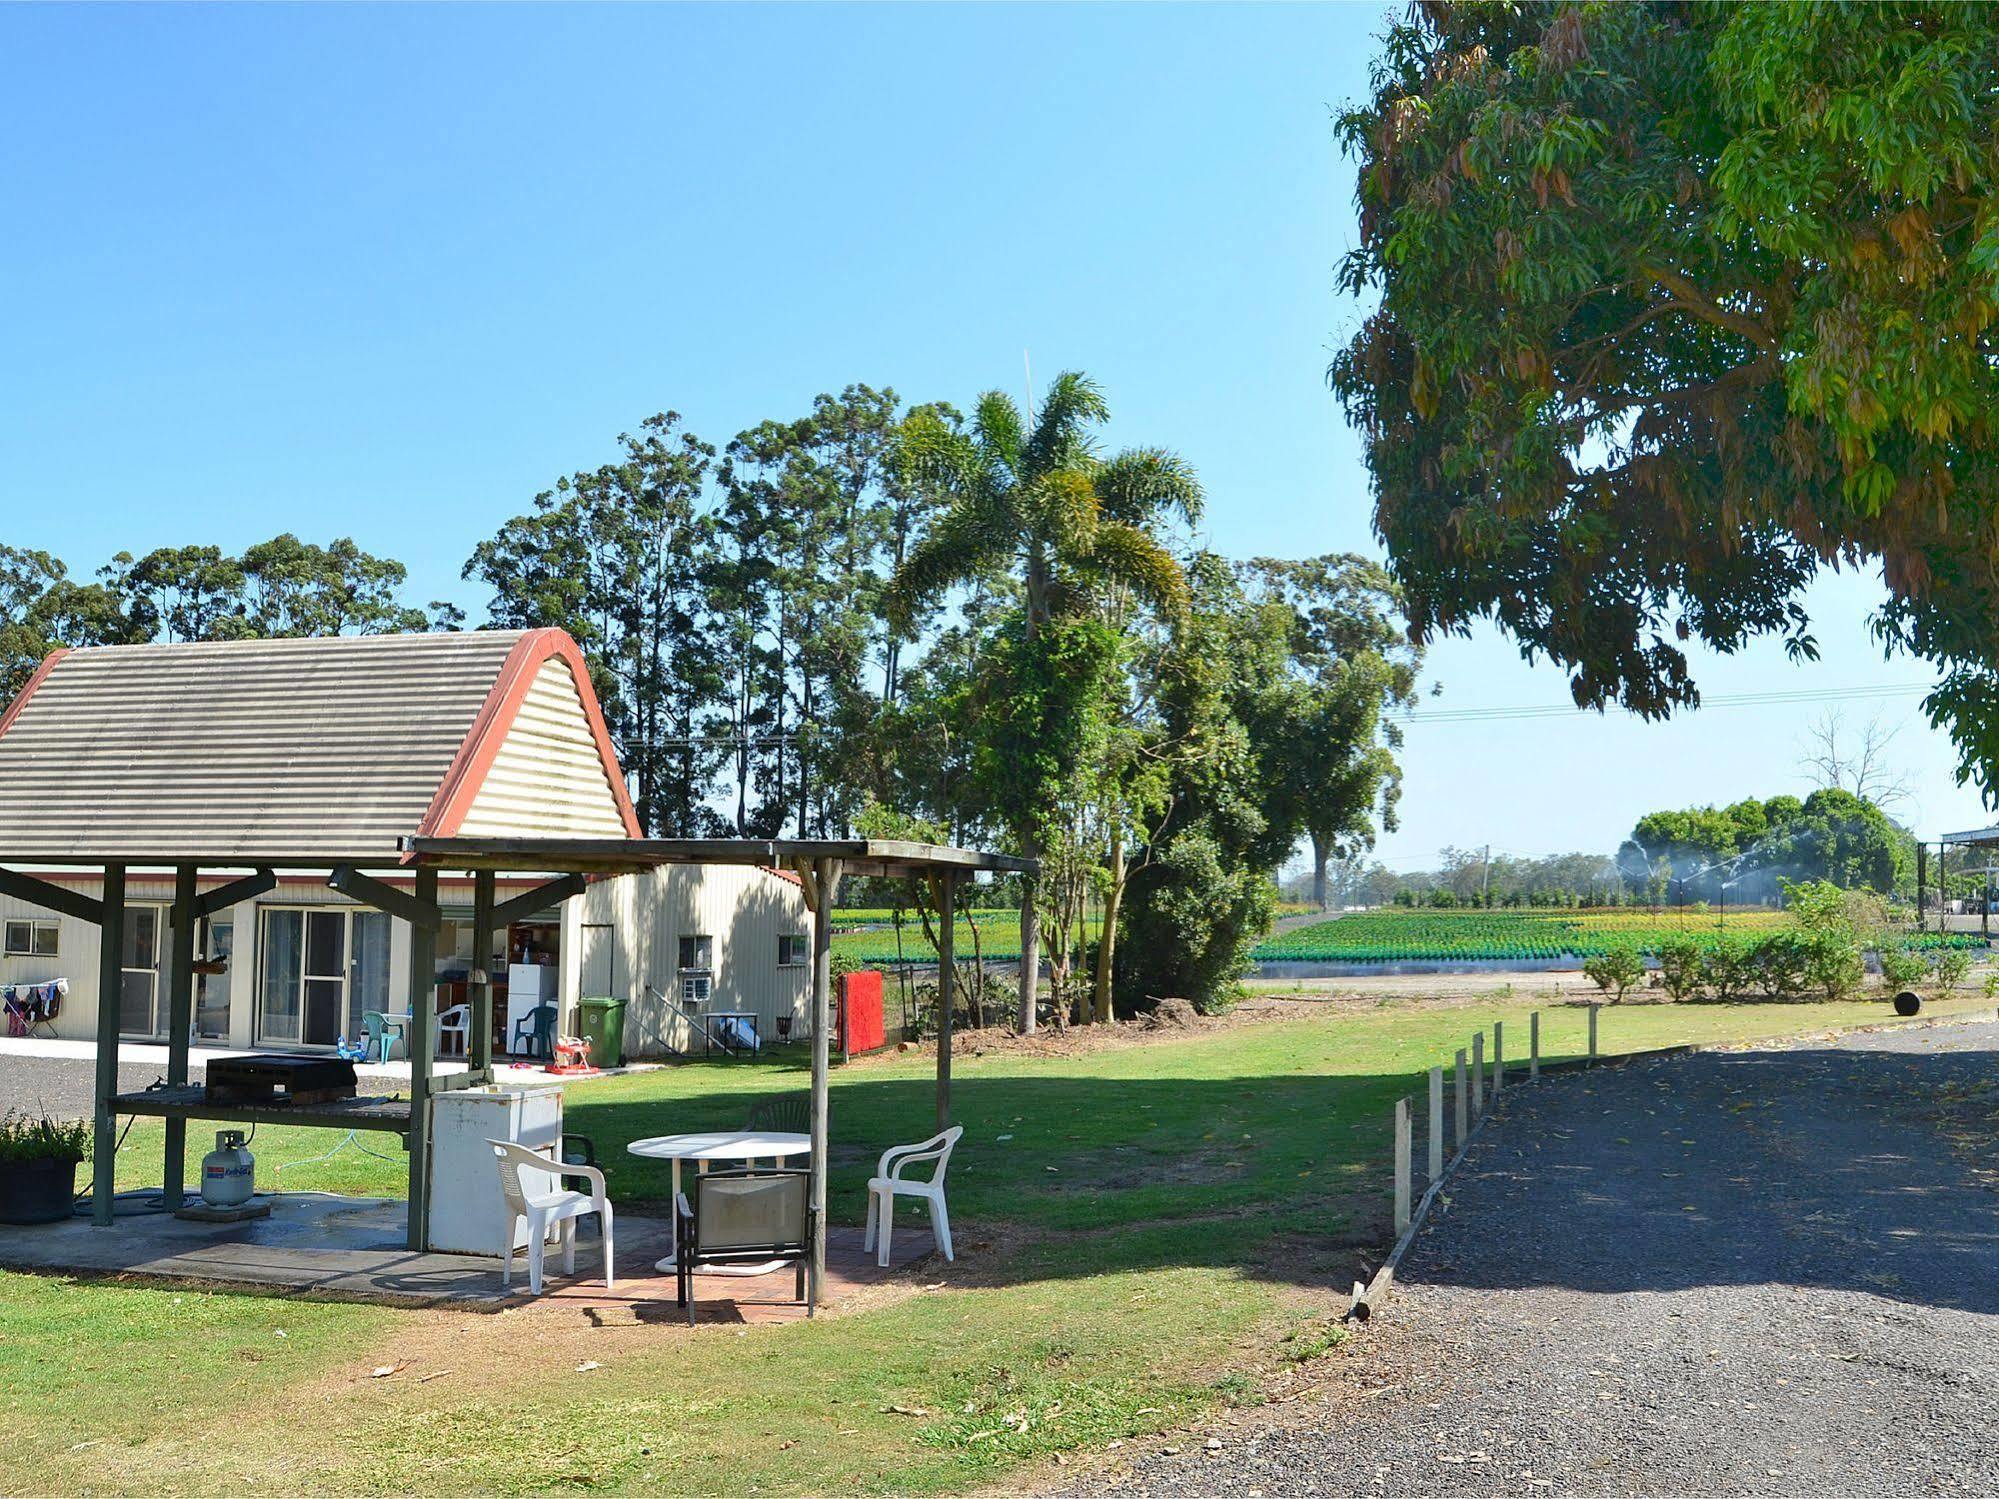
top-left (1331, 2), bottom-right (1999, 794)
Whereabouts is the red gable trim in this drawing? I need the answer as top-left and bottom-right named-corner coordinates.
top-left (0, 648), bottom-right (69, 741)
top-left (416, 628), bottom-right (643, 843)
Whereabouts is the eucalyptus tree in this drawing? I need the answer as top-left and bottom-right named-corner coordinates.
top-left (0, 545), bottom-right (140, 701)
top-left (467, 413), bottom-right (723, 835)
top-left (112, 545), bottom-right (248, 642)
top-left (889, 371), bottom-right (1203, 1028)
top-left (238, 535), bottom-right (433, 637)
top-left (1244, 554), bottom-right (1421, 910)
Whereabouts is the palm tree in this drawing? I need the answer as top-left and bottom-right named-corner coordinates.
top-left (887, 372), bottom-right (1204, 1031)
top-left (886, 372), bottom-right (1203, 640)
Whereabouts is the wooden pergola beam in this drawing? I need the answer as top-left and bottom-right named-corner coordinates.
top-left (327, 866), bottom-right (442, 931)
top-left (0, 866), bottom-right (104, 926)
top-left (406, 866), bottom-right (439, 1250)
top-left (327, 863), bottom-right (444, 1250)
top-left (193, 868), bottom-right (277, 920)
top-left (91, 865), bottom-right (125, 1226)
top-left (932, 871), bottom-right (956, 1133)
top-left (489, 873), bottom-right (587, 929)
top-left (470, 870), bottom-right (495, 1075)
top-left (162, 866), bottom-right (198, 1210)
top-left (808, 854), bottom-right (842, 1301)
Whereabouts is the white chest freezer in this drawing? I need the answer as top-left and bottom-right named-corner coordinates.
top-left (426, 1083), bottom-right (565, 1254)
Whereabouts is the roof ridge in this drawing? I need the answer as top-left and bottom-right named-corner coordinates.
top-left (60, 629), bottom-right (528, 658)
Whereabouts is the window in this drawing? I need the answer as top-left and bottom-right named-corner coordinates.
top-left (778, 934), bottom-right (809, 967)
top-left (3, 920), bottom-right (58, 958)
top-left (677, 934), bottom-right (713, 972)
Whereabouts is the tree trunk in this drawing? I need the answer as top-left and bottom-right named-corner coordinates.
top-left (1092, 833), bottom-right (1126, 1025)
top-left (1018, 867), bottom-right (1040, 1035)
top-left (1312, 833), bottom-right (1329, 912)
top-left (964, 892), bottom-right (985, 1029)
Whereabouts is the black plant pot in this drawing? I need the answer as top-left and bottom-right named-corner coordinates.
top-left (0, 1157), bottom-right (79, 1225)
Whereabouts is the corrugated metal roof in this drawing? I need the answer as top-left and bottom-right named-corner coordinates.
top-left (0, 630), bottom-right (636, 865)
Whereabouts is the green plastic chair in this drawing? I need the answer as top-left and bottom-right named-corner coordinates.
top-left (513, 1002), bottom-right (557, 1059)
top-left (361, 1010), bottom-right (401, 1065)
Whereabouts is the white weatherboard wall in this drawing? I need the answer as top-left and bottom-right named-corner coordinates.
top-left (6, 866), bottom-right (810, 1058)
top-left (0, 877), bottom-right (416, 1048)
top-left (570, 865), bottom-right (811, 1057)
top-left (457, 655), bottom-right (631, 840)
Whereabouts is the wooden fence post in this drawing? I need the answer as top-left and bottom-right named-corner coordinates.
top-left (1530, 1011), bottom-right (1541, 1079)
top-left (1393, 1097), bottom-right (1412, 1235)
top-left (1493, 1021), bottom-right (1505, 1093)
top-left (1471, 1031), bottom-right (1485, 1115)
top-left (1427, 1065), bottom-right (1444, 1180)
top-left (1588, 1003), bottom-right (1600, 1065)
top-left (1454, 1049), bottom-right (1468, 1149)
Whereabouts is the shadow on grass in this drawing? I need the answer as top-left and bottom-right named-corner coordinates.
top-left (558, 1056), bottom-right (1417, 1297)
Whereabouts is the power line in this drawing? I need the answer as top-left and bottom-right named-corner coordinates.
top-left (1388, 682), bottom-right (1929, 725)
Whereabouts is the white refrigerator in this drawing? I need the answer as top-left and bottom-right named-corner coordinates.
top-left (426, 1084), bottom-right (565, 1254)
top-left (505, 961), bottom-right (557, 1053)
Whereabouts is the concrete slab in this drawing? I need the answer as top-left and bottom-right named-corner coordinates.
top-left (0, 1193), bottom-right (505, 1304)
top-left (0, 1191), bottom-right (941, 1319)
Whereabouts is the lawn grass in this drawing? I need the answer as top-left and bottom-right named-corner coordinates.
top-left (14, 990), bottom-right (1985, 1495)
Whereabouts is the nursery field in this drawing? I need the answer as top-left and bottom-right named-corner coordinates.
top-left (830, 909), bottom-right (1100, 964)
top-left (831, 905), bottom-right (1987, 969)
top-left (1255, 907), bottom-right (1981, 964)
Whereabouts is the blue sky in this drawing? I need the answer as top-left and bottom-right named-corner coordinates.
top-left (3, 3), bottom-right (1989, 863)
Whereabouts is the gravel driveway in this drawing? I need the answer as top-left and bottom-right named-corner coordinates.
top-left (0, 1052), bottom-right (200, 1121)
top-left (1079, 1017), bottom-right (1999, 1497)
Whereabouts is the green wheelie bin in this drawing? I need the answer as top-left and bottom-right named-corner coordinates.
top-left (577, 995), bottom-right (627, 1069)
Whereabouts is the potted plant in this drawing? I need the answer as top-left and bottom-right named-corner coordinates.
top-left (0, 1112), bottom-right (89, 1225)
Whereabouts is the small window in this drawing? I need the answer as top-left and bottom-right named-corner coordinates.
top-left (677, 935), bottom-right (713, 971)
top-left (778, 934), bottom-right (809, 967)
top-left (3, 920), bottom-right (58, 958)
top-left (681, 973), bottom-right (712, 1006)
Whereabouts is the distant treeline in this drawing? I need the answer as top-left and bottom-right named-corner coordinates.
top-left (1302, 788), bottom-right (1933, 911)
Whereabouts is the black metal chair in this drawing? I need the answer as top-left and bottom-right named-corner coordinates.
top-left (743, 1096), bottom-right (812, 1173)
top-left (743, 1096), bottom-right (810, 1135)
top-left (675, 1169), bottom-right (816, 1325)
top-left (561, 1133), bottom-right (603, 1234)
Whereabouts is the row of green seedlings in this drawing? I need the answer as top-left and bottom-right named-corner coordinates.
top-left (1580, 931), bottom-right (1978, 1005)
top-left (1390, 1007), bottom-right (1604, 1237)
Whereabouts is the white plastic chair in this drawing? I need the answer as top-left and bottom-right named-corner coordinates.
top-left (862, 1125), bottom-right (963, 1268)
top-left (488, 1139), bottom-right (615, 1294)
top-left (439, 1003), bottom-right (472, 1057)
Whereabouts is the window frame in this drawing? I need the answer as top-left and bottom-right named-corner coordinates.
top-left (3, 919), bottom-right (59, 959)
top-left (677, 934), bottom-right (714, 973)
top-left (777, 934), bottom-right (809, 967)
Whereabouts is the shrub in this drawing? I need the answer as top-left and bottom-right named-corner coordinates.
top-left (1656, 935), bottom-right (1706, 1000)
top-left (1804, 932), bottom-right (1866, 1001)
top-left (1583, 944), bottom-right (1644, 1004)
top-left (1876, 945), bottom-right (1929, 992)
top-left (1932, 947), bottom-right (1972, 996)
top-left (0, 1112), bottom-right (89, 1167)
top-left (1749, 931), bottom-right (1811, 999)
top-left (1699, 934), bottom-right (1757, 1001)
top-left (1782, 878), bottom-right (1866, 1001)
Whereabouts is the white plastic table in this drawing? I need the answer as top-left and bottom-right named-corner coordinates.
top-left (626, 1129), bottom-right (810, 1272)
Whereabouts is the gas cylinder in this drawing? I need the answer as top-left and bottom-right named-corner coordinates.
top-left (200, 1129), bottom-right (255, 1207)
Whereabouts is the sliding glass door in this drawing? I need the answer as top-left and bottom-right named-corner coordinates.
top-left (258, 908), bottom-right (391, 1049)
top-left (118, 904), bottom-right (168, 1038)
